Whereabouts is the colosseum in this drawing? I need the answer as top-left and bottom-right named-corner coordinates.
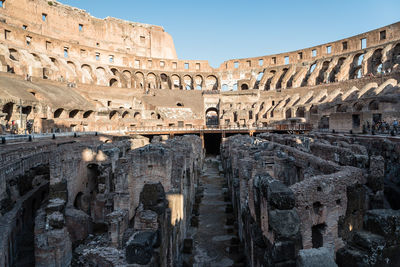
top-left (1, 0), bottom-right (400, 266)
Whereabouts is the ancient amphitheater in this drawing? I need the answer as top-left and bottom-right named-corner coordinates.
top-left (1, 0), bottom-right (400, 266)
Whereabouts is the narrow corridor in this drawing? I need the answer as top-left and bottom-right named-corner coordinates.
top-left (186, 156), bottom-right (244, 267)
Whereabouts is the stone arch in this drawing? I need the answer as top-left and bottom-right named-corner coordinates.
top-left (302, 63), bottom-right (316, 86)
top-left (95, 67), bottom-right (107, 86)
top-left (206, 75), bottom-right (218, 90)
top-left (9, 48), bottom-right (19, 61)
top-left (83, 110), bottom-right (94, 119)
top-left (368, 49), bottom-right (383, 74)
top-left (147, 73), bottom-right (157, 89)
top-left (160, 73), bottom-right (170, 89)
top-left (353, 102), bottom-right (364, 112)
top-left (329, 57), bottom-right (346, 83)
top-left (222, 84), bottom-right (229, 91)
top-left (285, 108), bottom-right (292, 119)
top-left (296, 107), bottom-right (305, 118)
top-left (316, 61), bottom-right (330, 85)
top-left (171, 74), bottom-right (181, 89)
top-left (391, 43), bottom-right (400, 65)
top-left (109, 110), bottom-right (120, 120)
top-left (69, 109), bottom-right (79, 118)
top-left (310, 105), bottom-right (318, 115)
top-left (350, 53), bottom-right (364, 79)
top-left (135, 72), bottom-right (145, 89)
top-left (254, 72), bottom-right (264, 89)
top-left (122, 70), bottom-right (132, 88)
top-left (134, 112), bottom-right (142, 120)
top-left (194, 75), bottom-right (203, 90)
top-left (241, 83), bottom-right (249, 90)
top-left (206, 107), bottom-right (219, 126)
top-left (183, 75), bottom-right (193, 90)
top-left (54, 108), bottom-right (64, 119)
top-left (81, 64), bottom-right (93, 84)
top-left (122, 111), bottom-right (131, 119)
top-left (110, 68), bottom-right (119, 76)
top-left (336, 104), bottom-right (348, 113)
top-left (2, 102), bottom-right (14, 121)
top-left (109, 78), bottom-right (119, 87)
top-left (276, 68), bottom-right (288, 89)
top-left (369, 100), bottom-right (379, 110)
top-left (265, 70), bottom-right (276, 90)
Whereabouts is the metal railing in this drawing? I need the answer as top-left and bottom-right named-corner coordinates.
top-left (128, 123), bottom-right (312, 133)
top-left (1, 124), bottom-right (312, 144)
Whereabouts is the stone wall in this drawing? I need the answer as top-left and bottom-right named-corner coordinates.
top-left (221, 133), bottom-right (400, 266)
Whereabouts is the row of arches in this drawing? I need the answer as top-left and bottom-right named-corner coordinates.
top-left (52, 108), bottom-right (160, 121)
top-left (227, 43), bottom-right (400, 91)
top-left (3, 43), bottom-right (400, 93)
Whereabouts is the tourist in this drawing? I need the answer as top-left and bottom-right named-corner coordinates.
top-left (393, 119), bottom-right (398, 135)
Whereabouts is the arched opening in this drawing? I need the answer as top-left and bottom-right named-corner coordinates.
top-left (276, 68), bottom-right (288, 89)
top-left (296, 107), bottom-right (305, 118)
top-left (69, 109), bottom-right (79, 118)
top-left (176, 102), bottom-right (184, 107)
top-left (392, 43), bottom-right (400, 65)
top-left (316, 61), bottom-right (330, 85)
top-left (122, 111), bottom-right (131, 119)
top-left (135, 72), bottom-right (145, 89)
top-left (206, 75), bottom-right (218, 90)
top-left (160, 73), bottom-right (170, 89)
top-left (241, 83), bottom-right (249, 90)
top-left (194, 75), bottom-right (203, 90)
top-left (369, 100), bottom-right (379, 110)
top-left (350, 53), bottom-right (364, 79)
top-left (302, 63), bottom-right (316, 86)
top-left (336, 104), bottom-right (348, 113)
top-left (183, 75), bottom-right (193, 90)
top-left (54, 108), bottom-right (64, 119)
top-left (369, 49), bottom-right (383, 74)
top-left (9, 48), bottom-right (19, 61)
top-left (265, 70), bottom-right (276, 90)
top-left (109, 111), bottom-right (119, 120)
top-left (74, 192), bottom-right (84, 210)
top-left (83, 110), bottom-right (94, 119)
top-left (206, 108), bottom-right (219, 126)
top-left (134, 112), bottom-right (141, 120)
top-left (221, 84), bottom-right (229, 91)
top-left (81, 64), bottom-right (93, 84)
top-left (147, 73), bottom-right (157, 89)
top-left (255, 72), bottom-right (264, 89)
top-left (285, 108), bottom-right (292, 119)
top-left (122, 70), bottom-right (132, 88)
top-left (109, 78), bottom-right (118, 87)
top-left (329, 57), bottom-right (346, 83)
top-left (110, 68), bottom-right (119, 76)
top-left (353, 102), bottom-right (363, 112)
top-left (171, 75), bottom-right (181, 89)
top-left (310, 105), bottom-right (318, 115)
top-left (95, 67), bottom-right (107, 86)
top-left (233, 83), bottom-right (238, 91)
top-left (2, 102), bottom-right (14, 121)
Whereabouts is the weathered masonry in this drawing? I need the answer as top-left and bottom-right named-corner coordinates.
top-left (1, 0), bottom-right (400, 266)
top-left (0, 0), bottom-right (399, 135)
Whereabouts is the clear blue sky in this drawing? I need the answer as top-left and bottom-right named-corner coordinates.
top-left (59, 0), bottom-right (399, 68)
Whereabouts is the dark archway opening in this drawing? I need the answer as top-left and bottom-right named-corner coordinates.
top-left (206, 108), bottom-right (219, 126)
top-left (204, 133), bottom-right (222, 155)
top-left (312, 223), bottom-right (326, 248)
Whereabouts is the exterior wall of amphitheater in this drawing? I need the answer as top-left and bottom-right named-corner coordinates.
top-left (0, 0), bottom-right (399, 134)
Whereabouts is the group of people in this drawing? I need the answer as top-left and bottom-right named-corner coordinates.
top-left (0, 120), bottom-right (34, 135)
top-left (363, 119), bottom-right (399, 135)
